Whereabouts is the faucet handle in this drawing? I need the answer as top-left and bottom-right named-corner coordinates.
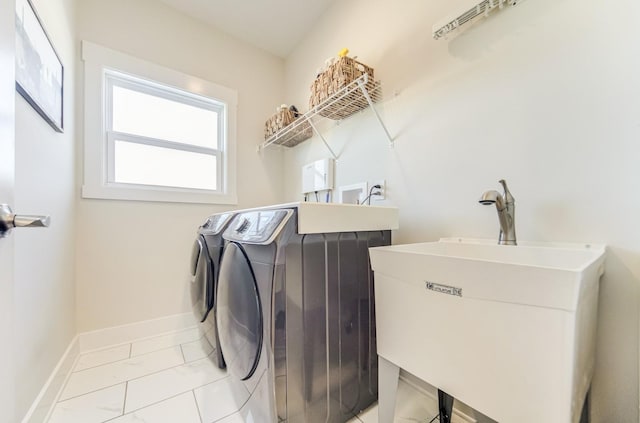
top-left (498, 179), bottom-right (515, 203)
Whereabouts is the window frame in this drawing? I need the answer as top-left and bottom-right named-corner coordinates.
top-left (81, 41), bottom-right (238, 204)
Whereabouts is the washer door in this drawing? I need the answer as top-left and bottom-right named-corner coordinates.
top-left (217, 242), bottom-right (263, 380)
top-left (190, 236), bottom-right (213, 323)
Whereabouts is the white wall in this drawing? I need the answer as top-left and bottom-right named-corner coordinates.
top-left (13, 0), bottom-right (77, 420)
top-left (283, 0), bottom-right (640, 421)
top-left (75, 0), bottom-right (285, 332)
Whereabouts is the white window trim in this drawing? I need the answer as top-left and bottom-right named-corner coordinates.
top-left (81, 40), bottom-right (238, 204)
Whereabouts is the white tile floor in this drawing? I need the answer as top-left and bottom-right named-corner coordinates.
top-left (46, 327), bottom-right (441, 423)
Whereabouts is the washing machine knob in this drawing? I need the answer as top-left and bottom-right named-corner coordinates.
top-left (236, 218), bottom-right (250, 234)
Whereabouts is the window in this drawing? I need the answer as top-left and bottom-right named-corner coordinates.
top-left (82, 41), bottom-right (238, 204)
top-left (106, 72), bottom-right (223, 191)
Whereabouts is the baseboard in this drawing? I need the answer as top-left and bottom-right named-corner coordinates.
top-left (21, 335), bottom-right (80, 423)
top-left (78, 312), bottom-right (196, 353)
top-left (399, 371), bottom-right (478, 423)
top-left (22, 312), bottom-right (196, 422)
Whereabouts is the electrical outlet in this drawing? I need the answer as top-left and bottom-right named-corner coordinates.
top-left (370, 179), bottom-right (385, 201)
top-left (338, 182), bottom-right (368, 204)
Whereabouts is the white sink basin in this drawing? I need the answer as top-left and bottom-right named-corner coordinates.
top-left (369, 238), bottom-right (605, 423)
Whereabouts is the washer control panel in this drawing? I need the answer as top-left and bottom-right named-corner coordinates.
top-left (224, 209), bottom-right (293, 245)
top-left (201, 212), bottom-right (234, 235)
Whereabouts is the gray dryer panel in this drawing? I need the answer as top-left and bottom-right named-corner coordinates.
top-left (191, 211), bottom-right (236, 323)
top-left (216, 205), bottom-right (391, 423)
top-left (192, 211), bottom-right (236, 369)
top-left (276, 230), bottom-right (391, 423)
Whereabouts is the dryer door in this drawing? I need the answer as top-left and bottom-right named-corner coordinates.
top-left (190, 236), bottom-right (213, 323)
top-left (217, 242), bottom-right (263, 381)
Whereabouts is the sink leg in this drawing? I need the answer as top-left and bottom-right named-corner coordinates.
top-left (378, 356), bottom-right (400, 423)
top-left (438, 389), bottom-right (454, 423)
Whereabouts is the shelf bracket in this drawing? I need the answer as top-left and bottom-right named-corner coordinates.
top-left (306, 117), bottom-right (338, 160)
top-left (356, 78), bottom-right (394, 147)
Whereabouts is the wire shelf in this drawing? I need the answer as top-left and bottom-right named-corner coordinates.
top-left (312, 75), bottom-right (382, 120)
top-left (433, 0), bottom-right (523, 40)
top-left (258, 73), bottom-right (391, 157)
top-left (263, 113), bottom-right (313, 149)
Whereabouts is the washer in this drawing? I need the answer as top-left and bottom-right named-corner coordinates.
top-left (189, 212), bottom-right (234, 369)
top-left (216, 205), bottom-right (392, 422)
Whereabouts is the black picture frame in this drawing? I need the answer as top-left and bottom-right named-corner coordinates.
top-left (15, 0), bottom-right (64, 133)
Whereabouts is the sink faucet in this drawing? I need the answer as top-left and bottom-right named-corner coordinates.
top-left (479, 179), bottom-right (517, 246)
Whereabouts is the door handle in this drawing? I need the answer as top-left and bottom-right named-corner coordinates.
top-left (0, 204), bottom-right (50, 238)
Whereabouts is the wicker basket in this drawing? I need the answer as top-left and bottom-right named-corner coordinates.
top-left (309, 56), bottom-right (377, 119)
top-left (264, 107), bottom-right (312, 147)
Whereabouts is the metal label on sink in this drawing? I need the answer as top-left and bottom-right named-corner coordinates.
top-left (425, 281), bottom-right (462, 297)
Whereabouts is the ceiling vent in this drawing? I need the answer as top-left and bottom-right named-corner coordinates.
top-left (433, 0), bottom-right (527, 40)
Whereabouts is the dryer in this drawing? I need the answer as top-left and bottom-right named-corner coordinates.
top-left (216, 203), bottom-right (396, 422)
top-left (190, 211), bottom-right (234, 369)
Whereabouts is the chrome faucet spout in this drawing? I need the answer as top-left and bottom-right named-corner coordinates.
top-left (479, 180), bottom-right (517, 246)
top-left (479, 190), bottom-right (505, 210)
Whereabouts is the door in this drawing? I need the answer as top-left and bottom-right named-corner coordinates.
top-left (190, 235), bottom-right (213, 322)
top-left (216, 242), bottom-right (263, 381)
top-left (0, 0), bottom-right (16, 418)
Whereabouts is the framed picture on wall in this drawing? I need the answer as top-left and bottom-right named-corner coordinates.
top-left (15, 0), bottom-right (64, 133)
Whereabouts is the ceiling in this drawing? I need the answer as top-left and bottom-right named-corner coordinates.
top-left (154, 0), bottom-right (337, 58)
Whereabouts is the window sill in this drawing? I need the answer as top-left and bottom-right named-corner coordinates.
top-left (81, 183), bottom-right (238, 205)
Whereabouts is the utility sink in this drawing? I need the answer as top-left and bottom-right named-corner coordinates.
top-left (369, 238), bottom-right (606, 423)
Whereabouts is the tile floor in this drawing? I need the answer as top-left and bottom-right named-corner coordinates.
top-left (46, 327), bottom-right (441, 423)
